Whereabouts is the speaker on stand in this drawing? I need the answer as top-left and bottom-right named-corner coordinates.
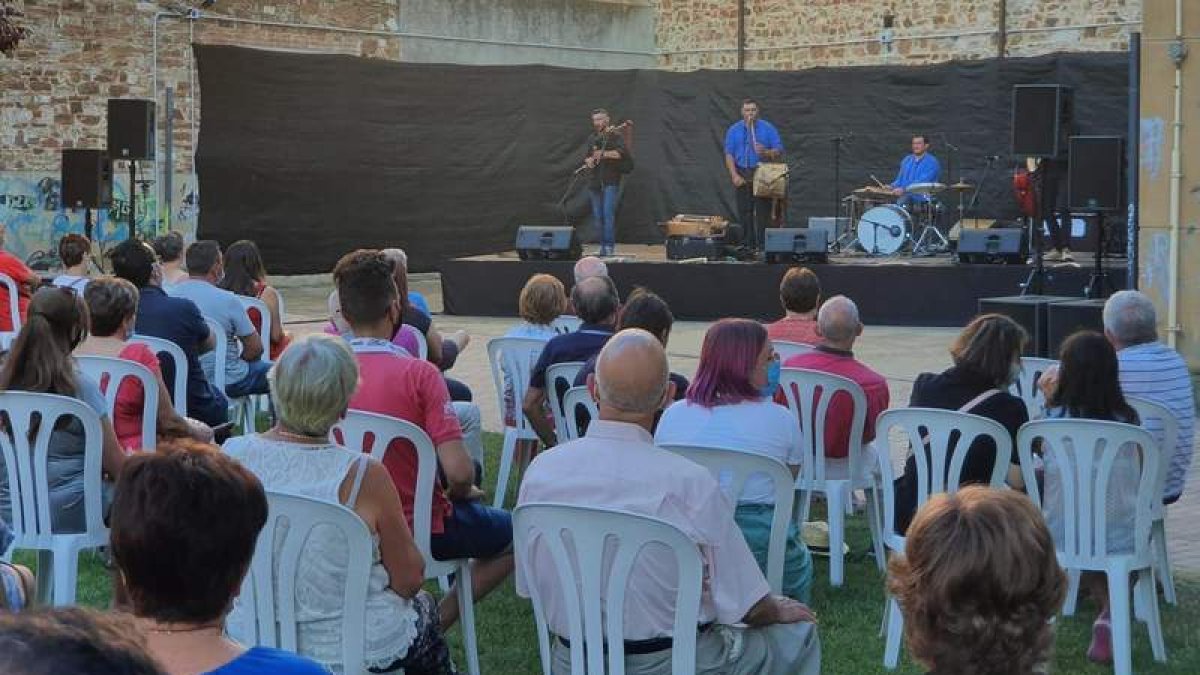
top-left (107, 99), bottom-right (156, 241)
top-left (61, 149), bottom-right (113, 242)
top-left (1068, 135), bottom-right (1124, 299)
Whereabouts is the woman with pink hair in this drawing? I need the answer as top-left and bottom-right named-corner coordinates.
top-left (654, 318), bottom-right (813, 602)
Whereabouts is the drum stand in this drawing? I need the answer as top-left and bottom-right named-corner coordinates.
top-left (911, 203), bottom-right (949, 255)
top-left (833, 195), bottom-right (862, 253)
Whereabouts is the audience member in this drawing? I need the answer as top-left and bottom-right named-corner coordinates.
top-left (892, 313), bottom-right (1029, 534)
top-left (51, 233), bottom-right (91, 291)
top-left (169, 240), bottom-right (270, 398)
top-left (888, 486), bottom-right (1066, 675)
top-left (109, 239), bottom-right (229, 428)
top-left (500, 274), bottom-right (567, 467)
top-left (379, 247), bottom-right (431, 315)
top-left (519, 329), bottom-right (821, 674)
top-left (150, 231), bottom-right (189, 286)
top-left (0, 607), bottom-right (165, 675)
top-left (573, 255), bottom-right (608, 284)
top-left (381, 248), bottom-right (469, 375)
top-left (523, 275), bottom-right (619, 446)
top-left (327, 287), bottom-right (423, 358)
top-left (225, 335), bottom-right (453, 673)
top-left (0, 287), bottom-right (127, 533)
top-left (781, 295), bottom-right (888, 474)
top-left (1038, 330), bottom-right (1141, 664)
top-left (1103, 290), bottom-right (1195, 503)
top-left (75, 276), bottom-right (212, 450)
top-left (219, 239), bottom-right (292, 360)
top-left (0, 223), bottom-right (40, 332)
top-left (0, 517), bottom-right (34, 612)
top-left (110, 440), bottom-right (326, 674)
top-left (573, 287), bottom-right (688, 402)
top-left (655, 319), bottom-right (812, 602)
top-left (333, 250), bottom-right (512, 630)
top-left (765, 266), bottom-right (821, 345)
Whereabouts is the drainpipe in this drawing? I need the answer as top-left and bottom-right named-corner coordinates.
top-left (1166, 0), bottom-right (1185, 347)
top-left (1127, 32), bottom-right (1140, 290)
top-left (737, 0), bottom-right (746, 71)
top-left (997, 0), bottom-right (1007, 58)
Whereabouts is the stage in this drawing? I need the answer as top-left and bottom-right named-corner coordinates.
top-left (440, 245), bottom-right (1128, 327)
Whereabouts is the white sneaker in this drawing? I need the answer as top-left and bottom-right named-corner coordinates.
top-left (1043, 249), bottom-right (1062, 262)
top-left (1061, 248), bottom-right (1074, 262)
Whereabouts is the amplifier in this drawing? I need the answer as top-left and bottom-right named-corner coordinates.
top-left (978, 295), bottom-right (1076, 358)
top-left (666, 235), bottom-right (725, 261)
top-left (807, 217), bottom-right (849, 245)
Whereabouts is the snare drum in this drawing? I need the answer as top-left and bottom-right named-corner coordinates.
top-left (857, 204), bottom-right (912, 255)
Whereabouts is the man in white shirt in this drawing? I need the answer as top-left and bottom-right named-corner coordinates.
top-left (1104, 290), bottom-right (1196, 503)
top-left (517, 329), bottom-right (820, 674)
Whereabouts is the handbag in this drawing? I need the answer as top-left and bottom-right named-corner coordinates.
top-left (753, 162), bottom-right (789, 199)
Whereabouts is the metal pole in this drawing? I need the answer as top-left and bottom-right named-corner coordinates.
top-left (1126, 32), bottom-right (1140, 289)
top-left (164, 86), bottom-right (174, 233)
top-left (128, 160), bottom-right (137, 240)
top-left (736, 0), bottom-right (746, 71)
top-left (997, 0), bottom-right (1008, 58)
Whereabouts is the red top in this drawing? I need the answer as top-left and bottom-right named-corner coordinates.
top-left (781, 348), bottom-right (890, 459)
top-left (103, 342), bottom-right (162, 452)
top-left (765, 316), bottom-right (820, 346)
top-left (347, 345), bottom-right (463, 534)
top-left (247, 282), bottom-right (291, 360)
top-left (0, 251), bottom-right (37, 332)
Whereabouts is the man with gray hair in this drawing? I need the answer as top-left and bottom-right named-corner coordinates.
top-left (1103, 290), bottom-right (1195, 503)
top-left (517, 329), bottom-right (821, 674)
top-left (573, 255), bottom-right (609, 284)
top-left (782, 295), bottom-right (889, 465)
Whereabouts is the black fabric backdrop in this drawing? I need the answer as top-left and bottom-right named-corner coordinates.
top-left (195, 45), bottom-right (1128, 273)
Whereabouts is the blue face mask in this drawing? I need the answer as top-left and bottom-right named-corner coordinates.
top-left (761, 357), bottom-right (782, 398)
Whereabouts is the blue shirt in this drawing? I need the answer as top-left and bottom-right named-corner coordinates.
top-left (169, 279), bottom-right (257, 386)
top-left (529, 323), bottom-right (614, 390)
top-left (891, 153), bottom-right (941, 201)
top-left (408, 291), bottom-right (430, 316)
top-left (724, 119), bottom-right (784, 171)
top-left (205, 647), bottom-right (329, 674)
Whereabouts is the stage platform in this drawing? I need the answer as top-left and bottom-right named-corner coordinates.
top-left (440, 245), bottom-right (1127, 327)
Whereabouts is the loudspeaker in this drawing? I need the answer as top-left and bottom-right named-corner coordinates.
top-left (666, 235), bottom-right (725, 261)
top-left (107, 99), bottom-right (156, 160)
top-left (806, 217), bottom-right (849, 246)
top-left (957, 228), bottom-right (1026, 264)
top-left (1012, 85), bottom-right (1072, 158)
top-left (1068, 136), bottom-right (1124, 212)
top-left (516, 226), bottom-right (581, 261)
top-left (1047, 299), bottom-right (1106, 358)
top-left (60, 149), bottom-right (112, 209)
top-left (763, 228), bottom-right (829, 264)
top-left (978, 295), bottom-right (1076, 358)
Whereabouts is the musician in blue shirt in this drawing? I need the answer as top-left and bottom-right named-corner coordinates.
top-left (889, 134), bottom-right (941, 208)
top-left (724, 98), bottom-right (784, 250)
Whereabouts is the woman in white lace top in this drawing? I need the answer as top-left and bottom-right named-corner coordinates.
top-left (224, 334), bottom-right (454, 674)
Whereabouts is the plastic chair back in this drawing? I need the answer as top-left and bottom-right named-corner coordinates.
top-left (772, 340), bottom-right (815, 362)
top-left (203, 316), bottom-right (230, 391)
top-left (129, 335), bottom-right (189, 416)
top-left (0, 273), bottom-right (22, 332)
top-left (486, 337), bottom-right (546, 432)
top-left (1128, 397), bottom-right (1178, 519)
top-left (552, 315), bottom-right (582, 335)
top-left (236, 296), bottom-right (273, 362)
top-left (76, 355), bottom-right (158, 452)
top-left (547, 361), bottom-right (585, 442)
top-left (778, 368), bottom-right (869, 490)
top-left (1009, 357), bottom-right (1058, 419)
top-left (560, 386), bottom-right (597, 441)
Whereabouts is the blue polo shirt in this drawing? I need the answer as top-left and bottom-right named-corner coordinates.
top-left (529, 323), bottom-right (614, 390)
top-left (724, 119), bottom-right (784, 171)
top-left (891, 153), bottom-right (941, 202)
top-left (134, 284), bottom-right (229, 426)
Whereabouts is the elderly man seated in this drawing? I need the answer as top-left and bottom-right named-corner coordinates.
top-left (518, 329), bottom-right (821, 674)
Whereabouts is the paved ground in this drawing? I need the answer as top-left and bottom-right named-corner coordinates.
top-left (275, 273), bottom-right (1199, 576)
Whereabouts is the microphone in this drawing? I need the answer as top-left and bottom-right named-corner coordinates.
top-left (890, 226), bottom-right (902, 237)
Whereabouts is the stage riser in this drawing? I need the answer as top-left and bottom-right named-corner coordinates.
top-left (440, 260), bottom-right (1125, 327)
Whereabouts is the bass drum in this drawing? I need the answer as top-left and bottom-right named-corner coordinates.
top-left (857, 204), bottom-right (911, 255)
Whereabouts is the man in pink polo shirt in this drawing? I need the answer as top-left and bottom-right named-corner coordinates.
top-left (334, 249), bottom-right (513, 630)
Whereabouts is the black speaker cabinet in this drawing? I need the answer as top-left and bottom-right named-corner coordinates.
top-left (1012, 85), bottom-right (1072, 158)
top-left (1068, 136), bottom-right (1124, 212)
top-left (107, 99), bottom-right (156, 160)
top-left (1046, 298), bottom-right (1106, 358)
top-left (60, 149), bottom-right (112, 209)
top-left (763, 228), bottom-right (829, 264)
top-left (957, 228), bottom-right (1026, 264)
top-left (666, 235), bottom-right (725, 261)
top-left (978, 295), bottom-right (1076, 358)
top-left (516, 226), bottom-right (581, 261)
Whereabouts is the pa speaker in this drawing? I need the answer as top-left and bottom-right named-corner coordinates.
top-left (1012, 85), bottom-right (1072, 158)
top-left (107, 99), bottom-right (156, 160)
top-left (1047, 299), bottom-right (1106, 358)
top-left (957, 228), bottom-right (1026, 264)
top-left (764, 228), bottom-right (828, 264)
top-left (978, 295), bottom-right (1076, 358)
top-left (516, 226), bottom-right (581, 261)
top-left (1068, 136), bottom-right (1124, 212)
top-left (61, 149), bottom-right (112, 210)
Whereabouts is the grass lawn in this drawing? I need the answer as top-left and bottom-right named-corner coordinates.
top-left (16, 431), bottom-right (1200, 674)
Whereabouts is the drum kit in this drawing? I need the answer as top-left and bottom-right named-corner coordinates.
top-left (838, 180), bottom-right (975, 257)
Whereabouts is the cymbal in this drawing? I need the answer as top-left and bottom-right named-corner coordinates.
top-left (853, 186), bottom-right (893, 197)
top-left (949, 182), bottom-right (974, 192)
top-left (906, 182), bottom-right (946, 196)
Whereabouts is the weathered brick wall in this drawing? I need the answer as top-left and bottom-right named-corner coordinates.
top-left (657, 0), bottom-right (1141, 71)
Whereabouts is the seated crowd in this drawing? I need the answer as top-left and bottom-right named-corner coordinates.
top-left (0, 238), bottom-right (1193, 675)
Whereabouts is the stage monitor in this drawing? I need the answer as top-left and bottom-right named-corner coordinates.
top-left (764, 228), bottom-right (828, 264)
top-left (516, 226), bottom-right (581, 261)
top-left (1012, 85), bottom-right (1072, 158)
top-left (1068, 135), bottom-right (1124, 212)
top-left (957, 228), bottom-right (1026, 265)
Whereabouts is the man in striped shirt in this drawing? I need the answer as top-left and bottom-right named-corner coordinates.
top-left (1104, 290), bottom-right (1196, 503)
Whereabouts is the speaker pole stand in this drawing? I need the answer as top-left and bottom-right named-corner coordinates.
top-left (127, 160), bottom-right (137, 240)
top-left (83, 208), bottom-right (94, 242)
top-left (1020, 214), bottom-right (1049, 296)
top-left (1086, 214), bottom-right (1112, 299)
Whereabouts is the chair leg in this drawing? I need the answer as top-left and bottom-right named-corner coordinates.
top-left (1152, 519), bottom-right (1177, 605)
top-left (456, 563), bottom-right (481, 675)
top-left (865, 487), bottom-right (886, 573)
top-left (1108, 568), bottom-right (1133, 675)
top-left (1137, 569), bottom-right (1168, 662)
top-left (883, 595), bottom-right (903, 670)
top-left (492, 429), bottom-right (518, 509)
top-left (35, 550), bottom-right (53, 605)
top-left (827, 485), bottom-right (846, 587)
top-left (50, 549), bottom-right (77, 606)
top-left (1062, 568), bottom-right (1081, 616)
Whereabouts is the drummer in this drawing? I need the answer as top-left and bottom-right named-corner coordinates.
top-left (888, 134), bottom-right (941, 209)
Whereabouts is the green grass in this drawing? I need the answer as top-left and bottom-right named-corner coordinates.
top-left (15, 431), bottom-right (1200, 674)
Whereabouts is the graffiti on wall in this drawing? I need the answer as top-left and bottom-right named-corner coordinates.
top-left (0, 172), bottom-right (198, 270)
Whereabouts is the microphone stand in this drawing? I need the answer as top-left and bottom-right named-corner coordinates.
top-left (941, 136), bottom-right (960, 185)
top-left (831, 135), bottom-right (847, 223)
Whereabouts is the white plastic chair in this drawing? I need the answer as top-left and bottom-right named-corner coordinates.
top-left (1017, 419), bottom-right (1167, 674)
top-left (1009, 357), bottom-right (1058, 420)
top-left (77, 355), bottom-right (158, 452)
top-left (129, 334), bottom-right (189, 416)
top-left (412, 329), bottom-right (429, 360)
top-left (204, 316), bottom-right (254, 434)
top-left (0, 331), bottom-right (18, 352)
top-left (331, 410), bottom-right (481, 675)
top-left (559, 386), bottom-right (597, 442)
top-left (486, 337), bottom-right (548, 509)
top-left (1128, 396), bottom-right (1179, 605)
top-left (551, 315), bottom-right (582, 335)
top-left (546, 361), bottom-right (585, 444)
top-left (659, 444), bottom-right (795, 594)
top-left (0, 272), bottom-right (22, 332)
top-left (876, 407), bottom-right (1013, 670)
top-left (238, 491), bottom-right (371, 675)
top-left (235, 296), bottom-right (275, 424)
top-left (513, 503), bottom-right (704, 675)
top-left (778, 367), bottom-right (885, 587)
top-left (0, 392), bottom-right (108, 605)
top-left (772, 340), bottom-right (815, 362)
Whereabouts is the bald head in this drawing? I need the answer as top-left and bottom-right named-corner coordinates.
top-left (595, 329), bottom-right (669, 417)
top-left (573, 256), bottom-right (608, 283)
top-left (571, 275), bottom-right (619, 325)
top-left (817, 295), bottom-right (862, 348)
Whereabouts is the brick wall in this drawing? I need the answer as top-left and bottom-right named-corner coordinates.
top-left (657, 0), bottom-right (1141, 71)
